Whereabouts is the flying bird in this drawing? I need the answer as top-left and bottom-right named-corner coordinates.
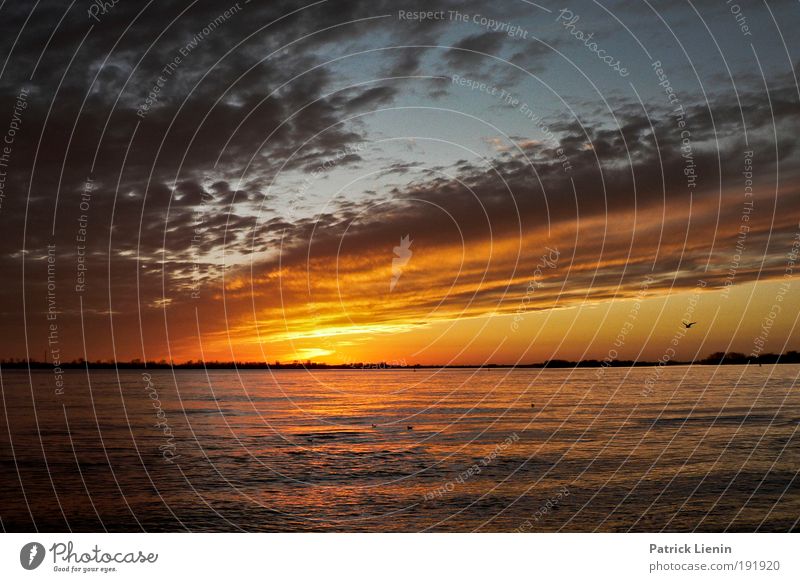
top-left (683, 321), bottom-right (697, 328)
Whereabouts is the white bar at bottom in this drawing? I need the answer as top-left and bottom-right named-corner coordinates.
top-left (0, 533), bottom-right (796, 581)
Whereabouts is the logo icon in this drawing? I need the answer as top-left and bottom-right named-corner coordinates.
top-left (20, 542), bottom-right (45, 570)
top-left (390, 235), bottom-right (413, 292)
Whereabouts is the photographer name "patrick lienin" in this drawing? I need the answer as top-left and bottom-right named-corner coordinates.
top-left (650, 543), bottom-right (733, 554)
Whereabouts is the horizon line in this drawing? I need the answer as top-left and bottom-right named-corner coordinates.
top-left (2, 349), bottom-right (798, 370)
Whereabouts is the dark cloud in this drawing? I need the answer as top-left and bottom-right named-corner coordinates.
top-left (445, 32), bottom-right (506, 68)
top-left (341, 86), bottom-right (398, 111)
top-left (386, 51), bottom-right (423, 77)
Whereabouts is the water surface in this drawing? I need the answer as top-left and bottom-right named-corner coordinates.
top-left (1, 366), bottom-right (797, 531)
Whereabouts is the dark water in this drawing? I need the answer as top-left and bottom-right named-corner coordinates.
top-left (1, 366), bottom-right (798, 532)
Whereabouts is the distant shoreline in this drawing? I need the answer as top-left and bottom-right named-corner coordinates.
top-left (2, 350), bottom-right (798, 370)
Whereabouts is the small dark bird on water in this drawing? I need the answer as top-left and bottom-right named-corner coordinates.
top-left (682, 321), bottom-right (697, 328)
top-left (531, 403), bottom-right (535, 408)
top-left (371, 424), bottom-right (377, 428)
top-left (407, 426), bottom-right (413, 430)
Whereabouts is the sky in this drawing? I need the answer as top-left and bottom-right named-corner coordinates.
top-left (0, 0), bottom-right (798, 365)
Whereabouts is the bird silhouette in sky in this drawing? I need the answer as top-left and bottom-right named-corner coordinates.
top-left (683, 321), bottom-right (697, 328)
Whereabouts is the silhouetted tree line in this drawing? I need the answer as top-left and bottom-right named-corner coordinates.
top-left (1, 351), bottom-right (799, 369)
top-left (0, 358), bottom-right (423, 370)
top-left (697, 351), bottom-right (800, 365)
